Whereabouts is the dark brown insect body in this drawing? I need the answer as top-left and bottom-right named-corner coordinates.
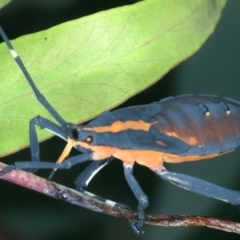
top-left (70, 94), bottom-right (240, 170)
top-left (154, 94), bottom-right (240, 161)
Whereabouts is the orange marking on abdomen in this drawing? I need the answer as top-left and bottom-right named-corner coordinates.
top-left (162, 150), bottom-right (233, 163)
top-left (68, 138), bottom-right (232, 169)
top-left (162, 130), bottom-right (199, 146)
top-left (92, 146), bottom-right (163, 168)
top-left (92, 146), bottom-right (234, 169)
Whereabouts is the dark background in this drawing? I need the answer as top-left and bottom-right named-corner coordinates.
top-left (0, 1), bottom-right (240, 240)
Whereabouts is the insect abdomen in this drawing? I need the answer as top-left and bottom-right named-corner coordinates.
top-left (152, 94), bottom-right (240, 156)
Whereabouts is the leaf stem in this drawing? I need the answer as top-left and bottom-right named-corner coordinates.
top-left (0, 162), bottom-right (239, 234)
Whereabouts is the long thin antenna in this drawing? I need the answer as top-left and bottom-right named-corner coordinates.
top-left (0, 26), bottom-right (66, 126)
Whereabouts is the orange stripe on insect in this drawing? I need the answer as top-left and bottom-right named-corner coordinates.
top-left (67, 137), bottom-right (164, 168)
top-left (83, 120), bottom-right (155, 133)
top-left (66, 138), bottom-right (232, 169)
top-left (162, 151), bottom-right (233, 163)
top-left (92, 146), bottom-right (164, 169)
top-left (92, 146), bottom-right (232, 168)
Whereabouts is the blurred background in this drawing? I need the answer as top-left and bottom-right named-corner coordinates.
top-left (0, 1), bottom-right (240, 239)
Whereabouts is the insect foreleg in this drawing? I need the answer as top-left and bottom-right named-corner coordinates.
top-left (123, 163), bottom-right (149, 232)
top-left (0, 153), bottom-right (93, 176)
top-left (29, 116), bottom-right (67, 162)
top-left (157, 167), bottom-right (240, 205)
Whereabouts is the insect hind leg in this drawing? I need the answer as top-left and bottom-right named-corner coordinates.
top-left (153, 167), bottom-right (240, 206)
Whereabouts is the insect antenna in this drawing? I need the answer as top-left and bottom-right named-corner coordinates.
top-left (0, 26), bottom-right (66, 127)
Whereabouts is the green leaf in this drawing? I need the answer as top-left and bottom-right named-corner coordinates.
top-left (0, 0), bottom-right (11, 9)
top-left (0, 0), bottom-right (227, 157)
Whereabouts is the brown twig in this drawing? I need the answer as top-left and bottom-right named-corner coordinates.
top-left (0, 162), bottom-right (240, 234)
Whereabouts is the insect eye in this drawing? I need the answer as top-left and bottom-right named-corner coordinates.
top-left (84, 135), bottom-right (93, 144)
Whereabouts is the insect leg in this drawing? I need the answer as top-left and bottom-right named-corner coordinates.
top-left (74, 158), bottom-right (113, 190)
top-left (156, 167), bottom-right (240, 205)
top-left (0, 153), bottom-right (93, 176)
top-left (29, 116), bottom-right (67, 163)
top-left (75, 159), bottom-right (142, 233)
top-left (123, 163), bottom-right (149, 233)
top-left (0, 115), bottom-right (69, 175)
top-left (81, 188), bottom-right (132, 211)
top-left (74, 158), bottom-right (130, 209)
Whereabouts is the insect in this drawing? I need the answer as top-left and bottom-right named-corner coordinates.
top-left (1, 25), bottom-right (240, 234)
